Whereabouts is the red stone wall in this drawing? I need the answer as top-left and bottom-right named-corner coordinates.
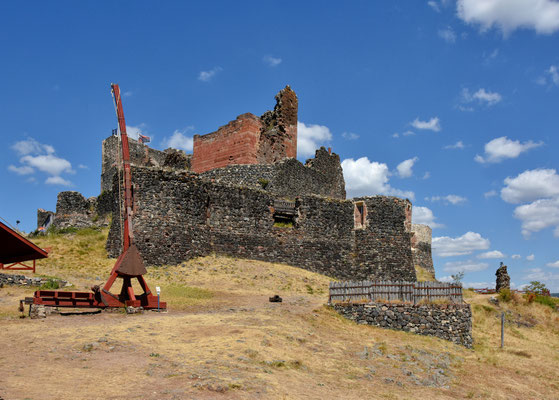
top-left (191, 113), bottom-right (263, 173)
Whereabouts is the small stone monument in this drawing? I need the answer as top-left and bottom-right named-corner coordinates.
top-left (495, 262), bottom-right (510, 292)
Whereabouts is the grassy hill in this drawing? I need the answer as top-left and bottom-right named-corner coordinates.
top-left (0, 228), bottom-right (558, 399)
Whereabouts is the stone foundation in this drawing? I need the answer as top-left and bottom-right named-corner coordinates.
top-left (333, 303), bottom-right (472, 347)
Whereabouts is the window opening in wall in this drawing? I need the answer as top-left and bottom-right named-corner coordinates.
top-left (273, 214), bottom-right (294, 228)
top-left (354, 201), bottom-right (366, 229)
top-left (273, 199), bottom-right (296, 228)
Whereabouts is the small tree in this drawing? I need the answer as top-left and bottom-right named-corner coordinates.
top-left (451, 271), bottom-right (464, 285)
top-left (525, 281), bottom-right (548, 295)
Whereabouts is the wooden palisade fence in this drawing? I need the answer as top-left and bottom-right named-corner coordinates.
top-left (329, 280), bottom-right (463, 305)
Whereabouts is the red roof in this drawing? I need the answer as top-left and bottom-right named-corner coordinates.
top-left (0, 221), bottom-right (48, 264)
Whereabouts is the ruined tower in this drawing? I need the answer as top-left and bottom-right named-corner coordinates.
top-left (191, 86), bottom-right (298, 173)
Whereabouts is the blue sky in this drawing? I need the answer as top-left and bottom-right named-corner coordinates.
top-left (1, 1), bottom-right (559, 290)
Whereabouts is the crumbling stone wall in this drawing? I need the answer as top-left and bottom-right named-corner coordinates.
top-left (200, 147), bottom-right (346, 199)
top-left (106, 167), bottom-right (415, 282)
top-left (411, 224), bottom-right (435, 276)
top-left (37, 209), bottom-right (55, 229)
top-left (101, 135), bottom-right (171, 192)
top-left (191, 113), bottom-right (263, 173)
top-left (0, 273), bottom-right (67, 288)
top-left (46, 191), bottom-right (110, 229)
top-left (496, 263), bottom-right (510, 292)
top-left (191, 86), bottom-right (298, 173)
top-left (333, 303), bottom-right (473, 348)
top-left (258, 85), bottom-right (297, 163)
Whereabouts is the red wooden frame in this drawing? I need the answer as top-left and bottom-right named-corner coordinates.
top-left (1, 259), bottom-right (36, 273)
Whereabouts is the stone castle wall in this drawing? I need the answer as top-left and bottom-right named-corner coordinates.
top-left (411, 224), bottom-right (434, 276)
top-left (46, 191), bottom-right (112, 229)
top-left (200, 147), bottom-right (346, 199)
top-left (101, 135), bottom-right (190, 193)
top-left (333, 303), bottom-right (473, 347)
top-left (106, 167), bottom-right (415, 282)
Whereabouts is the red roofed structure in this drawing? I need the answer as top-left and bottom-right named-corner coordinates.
top-left (0, 220), bottom-right (48, 273)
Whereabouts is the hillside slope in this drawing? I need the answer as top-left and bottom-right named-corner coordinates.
top-left (0, 228), bottom-right (558, 399)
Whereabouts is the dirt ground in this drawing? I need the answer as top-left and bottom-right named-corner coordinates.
top-left (1, 236), bottom-right (558, 399)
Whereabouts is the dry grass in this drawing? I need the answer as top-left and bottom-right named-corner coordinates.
top-left (415, 265), bottom-right (435, 282)
top-left (1, 229), bottom-right (558, 399)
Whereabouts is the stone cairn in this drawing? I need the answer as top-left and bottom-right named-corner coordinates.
top-left (495, 262), bottom-right (510, 292)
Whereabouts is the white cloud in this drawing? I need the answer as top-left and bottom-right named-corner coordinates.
top-left (20, 154), bottom-right (73, 176)
top-left (547, 260), bottom-right (559, 268)
top-left (443, 259), bottom-right (489, 273)
top-left (9, 137), bottom-right (74, 185)
top-left (501, 169), bottom-right (559, 204)
top-left (444, 141), bottom-right (465, 150)
top-left (432, 231), bottom-right (490, 257)
top-left (396, 157), bottom-right (418, 178)
top-left (484, 190), bottom-right (497, 198)
top-left (410, 117), bottom-right (441, 132)
top-left (12, 138), bottom-right (55, 156)
top-left (428, 1), bottom-right (441, 12)
top-left (78, 164), bottom-right (88, 169)
top-left (126, 124), bottom-right (148, 140)
top-left (263, 55), bottom-right (282, 67)
top-left (423, 172), bottom-right (431, 180)
top-left (341, 157), bottom-right (414, 199)
top-left (501, 169), bottom-right (559, 238)
top-left (462, 281), bottom-right (495, 289)
top-left (426, 194), bottom-right (467, 205)
top-left (438, 27), bottom-right (457, 43)
top-left (526, 254), bottom-right (535, 261)
top-left (461, 88), bottom-right (502, 107)
top-left (548, 65), bottom-right (559, 86)
top-left (164, 130), bottom-right (194, 151)
top-left (342, 132), bottom-right (359, 140)
top-left (412, 206), bottom-right (443, 228)
top-left (514, 198), bottom-right (559, 238)
top-left (457, 0), bottom-right (559, 36)
top-left (392, 130), bottom-right (415, 139)
top-left (8, 165), bottom-right (34, 175)
top-left (198, 67), bottom-right (222, 82)
top-left (511, 254), bottom-right (522, 260)
top-left (297, 121), bottom-right (332, 157)
top-left (522, 268), bottom-right (559, 291)
top-left (45, 176), bottom-right (72, 186)
top-left (475, 136), bottom-right (543, 164)
top-left (478, 250), bottom-right (505, 259)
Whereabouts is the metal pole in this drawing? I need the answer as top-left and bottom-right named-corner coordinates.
top-left (501, 311), bottom-right (505, 349)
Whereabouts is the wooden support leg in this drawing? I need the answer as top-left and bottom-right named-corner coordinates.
top-left (103, 272), bottom-right (119, 293)
top-left (137, 275), bottom-right (152, 295)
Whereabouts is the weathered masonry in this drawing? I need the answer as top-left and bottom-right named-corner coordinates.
top-left (411, 224), bottom-right (434, 276)
top-left (105, 167), bottom-right (417, 282)
top-left (191, 86), bottom-right (298, 173)
top-left (39, 84), bottom-right (431, 283)
top-left (333, 303), bottom-right (472, 347)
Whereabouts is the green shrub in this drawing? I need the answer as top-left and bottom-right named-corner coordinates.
top-left (40, 278), bottom-right (60, 290)
top-left (498, 288), bottom-right (512, 302)
top-left (258, 178), bottom-right (269, 189)
top-left (534, 295), bottom-right (559, 310)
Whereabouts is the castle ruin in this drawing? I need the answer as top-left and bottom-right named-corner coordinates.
top-left (39, 86), bottom-right (434, 282)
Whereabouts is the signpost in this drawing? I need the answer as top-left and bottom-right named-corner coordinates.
top-left (156, 286), bottom-right (161, 312)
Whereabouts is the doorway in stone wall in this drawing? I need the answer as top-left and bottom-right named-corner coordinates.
top-left (354, 201), bottom-right (366, 229)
